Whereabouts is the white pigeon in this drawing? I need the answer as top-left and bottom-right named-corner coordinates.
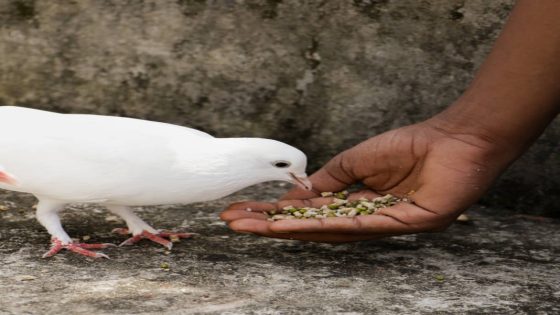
top-left (0, 106), bottom-right (311, 258)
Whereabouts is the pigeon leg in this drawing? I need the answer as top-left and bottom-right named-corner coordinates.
top-left (42, 237), bottom-right (114, 259)
top-left (107, 205), bottom-right (193, 250)
top-left (112, 228), bottom-right (193, 249)
top-left (36, 199), bottom-right (113, 259)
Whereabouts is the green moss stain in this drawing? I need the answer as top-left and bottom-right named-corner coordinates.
top-left (12, 0), bottom-right (36, 20)
top-left (449, 4), bottom-right (464, 21)
top-left (352, 0), bottom-right (388, 19)
top-left (176, 0), bottom-right (207, 17)
top-left (262, 0), bottom-right (282, 19)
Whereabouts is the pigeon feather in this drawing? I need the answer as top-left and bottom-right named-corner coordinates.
top-left (0, 106), bottom-right (311, 256)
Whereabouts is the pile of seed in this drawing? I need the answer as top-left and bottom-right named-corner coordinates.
top-left (266, 191), bottom-right (403, 221)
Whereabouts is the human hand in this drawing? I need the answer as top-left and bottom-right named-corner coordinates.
top-left (220, 115), bottom-right (515, 242)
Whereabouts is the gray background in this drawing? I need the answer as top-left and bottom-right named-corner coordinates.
top-left (0, 0), bottom-right (558, 215)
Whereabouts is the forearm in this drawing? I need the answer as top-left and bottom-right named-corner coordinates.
top-left (435, 0), bottom-right (560, 157)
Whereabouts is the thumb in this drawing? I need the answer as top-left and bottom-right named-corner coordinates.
top-left (281, 150), bottom-right (357, 200)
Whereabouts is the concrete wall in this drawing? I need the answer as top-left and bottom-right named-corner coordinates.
top-left (0, 0), bottom-right (558, 215)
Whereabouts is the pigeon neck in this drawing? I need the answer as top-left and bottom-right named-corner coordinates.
top-left (173, 138), bottom-right (278, 200)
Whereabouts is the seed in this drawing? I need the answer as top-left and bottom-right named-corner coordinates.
top-left (332, 198), bottom-right (347, 205)
top-left (334, 191), bottom-right (349, 199)
top-left (265, 192), bottom-right (403, 221)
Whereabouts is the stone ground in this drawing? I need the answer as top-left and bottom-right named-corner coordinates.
top-left (0, 183), bottom-right (559, 315)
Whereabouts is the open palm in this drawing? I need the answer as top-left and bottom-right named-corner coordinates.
top-left (221, 118), bottom-right (511, 242)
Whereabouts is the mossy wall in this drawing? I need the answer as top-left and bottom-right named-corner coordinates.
top-left (0, 0), bottom-right (558, 215)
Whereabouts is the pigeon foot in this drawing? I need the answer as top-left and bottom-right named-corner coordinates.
top-left (42, 237), bottom-right (114, 259)
top-left (112, 228), bottom-right (193, 250)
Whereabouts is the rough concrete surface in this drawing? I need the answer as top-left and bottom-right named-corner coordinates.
top-left (0, 0), bottom-right (558, 216)
top-left (1, 183), bottom-right (559, 314)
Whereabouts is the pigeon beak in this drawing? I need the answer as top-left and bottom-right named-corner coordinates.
top-left (289, 173), bottom-right (312, 190)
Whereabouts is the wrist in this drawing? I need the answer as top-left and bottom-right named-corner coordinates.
top-left (425, 99), bottom-right (525, 165)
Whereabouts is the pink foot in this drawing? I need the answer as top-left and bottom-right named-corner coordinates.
top-left (112, 228), bottom-right (193, 250)
top-left (42, 238), bottom-right (115, 259)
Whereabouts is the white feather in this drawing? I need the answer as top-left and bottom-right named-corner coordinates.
top-left (0, 105), bottom-right (310, 247)
top-left (0, 106), bottom-right (309, 206)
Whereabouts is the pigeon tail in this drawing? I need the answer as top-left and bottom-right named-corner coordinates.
top-left (0, 166), bottom-right (18, 186)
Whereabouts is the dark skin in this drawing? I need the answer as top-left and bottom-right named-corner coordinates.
top-left (220, 0), bottom-right (560, 243)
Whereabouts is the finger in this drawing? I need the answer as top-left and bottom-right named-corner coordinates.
top-left (229, 218), bottom-right (286, 236)
top-left (257, 232), bottom-right (386, 243)
top-left (269, 202), bottom-right (442, 235)
top-left (220, 209), bottom-right (269, 222)
top-left (281, 152), bottom-right (357, 200)
top-left (277, 189), bottom-right (383, 209)
top-left (222, 190), bottom-right (386, 223)
top-left (276, 197), bottom-right (335, 209)
top-left (227, 218), bottom-right (389, 243)
top-left (225, 201), bottom-right (278, 212)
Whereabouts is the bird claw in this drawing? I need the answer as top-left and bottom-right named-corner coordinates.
top-left (111, 227), bottom-right (131, 235)
top-left (113, 228), bottom-right (194, 250)
top-left (42, 238), bottom-right (112, 259)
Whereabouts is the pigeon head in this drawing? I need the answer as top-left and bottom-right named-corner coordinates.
top-left (222, 138), bottom-right (312, 191)
top-left (254, 139), bottom-right (312, 190)
top-left (265, 145), bottom-right (312, 191)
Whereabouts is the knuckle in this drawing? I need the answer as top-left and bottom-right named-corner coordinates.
top-left (317, 218), bottom-right (328, 229)
top-left (325, 152), bottom-right (355, 184)
top-left (351, 216), bottom-right (364, 230)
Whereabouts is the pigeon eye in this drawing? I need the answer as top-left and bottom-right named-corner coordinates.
top-left (273, 161), bottom-right (291, 168)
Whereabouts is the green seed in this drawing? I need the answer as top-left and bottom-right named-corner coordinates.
top-left (266, 192), bottom-right (404, 221)
top-left (334, 190), bottom-right (349, 199)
